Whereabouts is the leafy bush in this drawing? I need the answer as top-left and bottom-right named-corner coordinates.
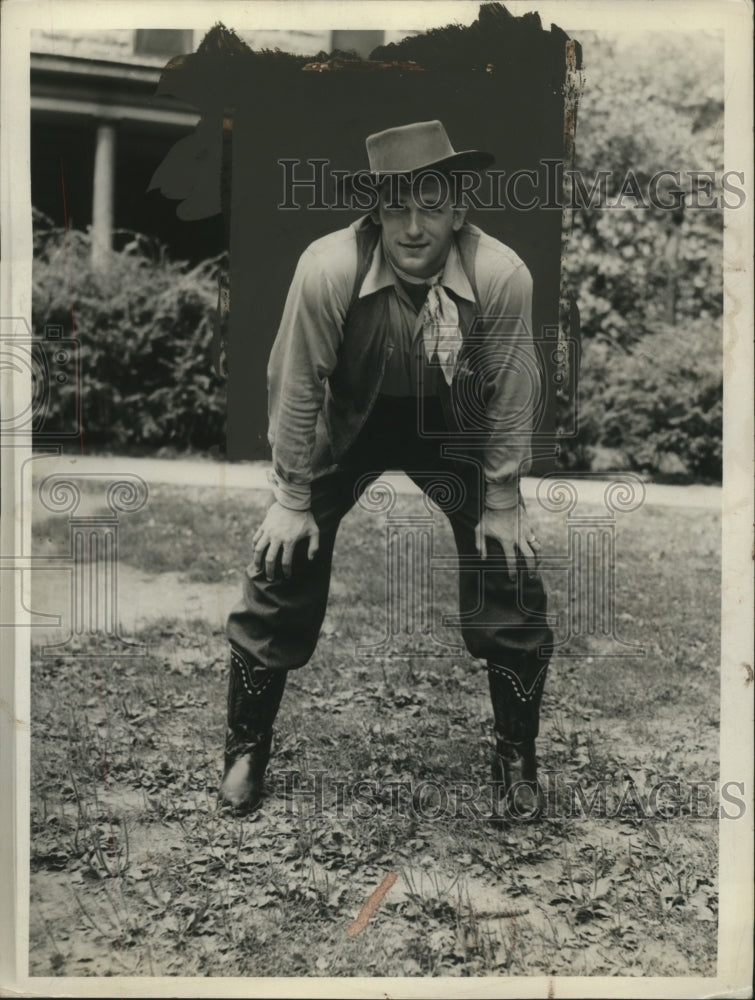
top-left (558, 319), bottom-right (722, 483)
top-left (565, 30), bottom-right (724, 342)
top-left (32, 211), bottom-right (226, 454)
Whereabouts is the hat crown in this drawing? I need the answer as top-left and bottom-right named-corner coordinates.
top-left (366, 120), bottom-right (457, 175)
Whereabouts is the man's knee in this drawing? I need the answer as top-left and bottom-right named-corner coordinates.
top-left (460, 621), bottom-right (553, 665)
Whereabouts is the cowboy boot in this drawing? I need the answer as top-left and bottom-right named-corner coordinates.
top-left (487, 660), bottom-right (549, 821)
top-left (218, 644), bottom-right (288, 814)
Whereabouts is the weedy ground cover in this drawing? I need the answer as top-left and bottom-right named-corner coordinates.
top-left (30, 485), bottom-right (721, 977)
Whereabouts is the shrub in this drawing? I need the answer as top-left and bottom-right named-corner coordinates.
top-left (558, 319), bottom-right (722, 483)
top-left (32, 211), bottom-right (227, 454)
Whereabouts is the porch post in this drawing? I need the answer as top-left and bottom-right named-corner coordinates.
top-left (91, 122), bottom-right (116, 270)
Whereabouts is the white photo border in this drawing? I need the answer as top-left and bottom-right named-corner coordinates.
top-left (1, 1), bottom-right (752, 997)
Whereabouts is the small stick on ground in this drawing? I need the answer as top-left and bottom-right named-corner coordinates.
top-left (346, 871), bottom-right (398, 937)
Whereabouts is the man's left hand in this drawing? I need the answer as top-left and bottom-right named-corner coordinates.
top-left (475, 506), bottom-right (542, 580)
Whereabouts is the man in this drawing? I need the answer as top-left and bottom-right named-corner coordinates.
top-left (220, 120), bottom-right (553, 821)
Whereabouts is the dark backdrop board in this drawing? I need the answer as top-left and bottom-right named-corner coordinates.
top-left (228, 66), bottom-right (567, 466)
top-left (152, 3), bottom-right (579, 469)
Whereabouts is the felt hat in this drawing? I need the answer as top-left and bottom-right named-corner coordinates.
top-left (362, 120), bottom-right (494, 178)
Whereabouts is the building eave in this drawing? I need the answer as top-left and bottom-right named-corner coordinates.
top-left (31, 52), bottom-right (199, 130)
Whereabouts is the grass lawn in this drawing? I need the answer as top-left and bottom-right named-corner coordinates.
top-left (29, 483), bottom-right (721, 978)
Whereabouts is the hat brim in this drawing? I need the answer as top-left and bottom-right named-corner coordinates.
top-left (340, 149), bottom-right (495, 197)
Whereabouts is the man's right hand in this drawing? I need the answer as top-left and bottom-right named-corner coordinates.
top-left (252, 502), bottom-right (320, 581)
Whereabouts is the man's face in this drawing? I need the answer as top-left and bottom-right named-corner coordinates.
top-left (372, 173), bottom-right (467, 279)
